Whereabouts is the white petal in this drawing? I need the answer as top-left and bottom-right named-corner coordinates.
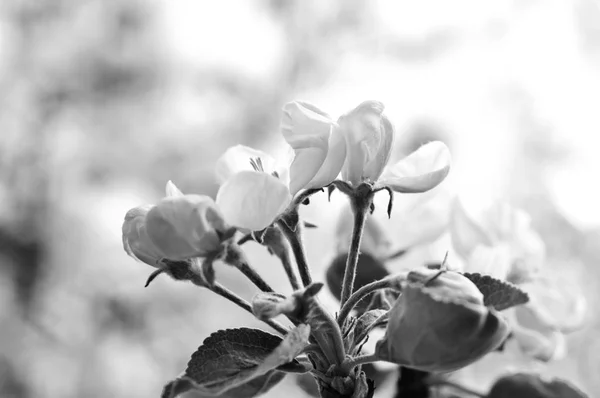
top-left (215, 145), bottom-right (277, 184)
top-left (304, 126), bottom-right (347, 190)
top-left (465, 244), bottom-right (512, 280)
top-left (165, 180), bottom-right (184, 197)
top-left (362, 114), bottom-right (394, 182)
top-left (378, 182), bottom-right (453, 251)
top-left (449, 199), bottom-right (493, 259)
top-left (379, 141), bottom-right (451, 193)
top-left (520, 280), bottom-right (587, 333)
top-left (216, 171), bottom-right (292, 231)
top-left (282, 101), bottom-right (334, 195)
top-left (339, 101), bottom-right (391, 185)
top-left (511, 322), bottom-right (561, 362)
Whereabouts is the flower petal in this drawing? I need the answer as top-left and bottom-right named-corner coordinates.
top-left (216, 170), bottom-right (292, 231)
top-left (511, 322), bottom-right (564, 361)
top-left (465, 244), bottom-right (512, 281)
top-left (166, 180), bottom-right (184, 197)
top-left (146, 195), bottom-right (227, 259)
top-left (122, 205), bottom-right (163, 267)
top-left (281, 101), bottom-right (334, 195)
top-left (519, 280), bottom-right (587, 333)
top-left (450, 199), bottom-right (493, 259)
top-left (379, 141), bottom-right (451, 193)
top-left (339, 101), bottom-right (392, 185)
top-left (215, 145), bottom-right (277, 184)
top-left (362, 114), bottom-right (394, 182)
top-left (304, 125), bottom-right (346, 191)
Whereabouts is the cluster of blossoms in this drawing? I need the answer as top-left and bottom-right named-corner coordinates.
top-left (121, 100), bottom-right (588, 398)
top-left (450, 201), bottom-right (587, 362)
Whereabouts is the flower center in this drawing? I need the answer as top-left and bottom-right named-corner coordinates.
top-left (249, 157), bottom-right (279, 178)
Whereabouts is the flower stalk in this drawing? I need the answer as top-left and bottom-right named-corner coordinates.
top-left (224, 244), bottom-right (274, 292)
top-left (277, 219), bottom-right (312, 287)
top-left (339, 185), bottom-right (374, 307)
top-left (210, 282), bottom-right (289, 335)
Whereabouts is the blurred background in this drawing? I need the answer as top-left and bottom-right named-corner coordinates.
top-left (1, 0), bottom-right (599, 397)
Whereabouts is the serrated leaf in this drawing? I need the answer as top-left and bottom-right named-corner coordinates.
top-left (463, 272), bottom-right (529, 311)
top-left (487, 373), bottom-right (589, 398)
top-left (162, 372), bottom-right (286, 398)
top-left (163, 326), bottom-right (310, 398)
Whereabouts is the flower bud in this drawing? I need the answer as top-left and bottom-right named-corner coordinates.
top-left (122, 205), bottom-right (164, 267)
top-left (145, 194), bottom-right (228, 260)
top-left (339, 101), bottom-right (394, 186)
top-left (252, 292), bottom-right (296, 321)
top-left (376, 269), bottom-right (509, 373)
top-left (488, 373), bottom-right (588, 398)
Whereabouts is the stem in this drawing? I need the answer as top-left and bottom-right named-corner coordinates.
top-left (337, 273), bottom-right (406, 326)
top-left (225, 245), bottom-right (274, 292)
top-left (234, 260), bottom-right (274, 292)
top-left (340, 352), bottom-right (379, 373)
top-left (339, 199), bottom-right (370, 307)
top-left (279, 251), bottom-right (301, 290)
top-left (277, 220), bottom-right (312, 286)
top-left (211, 282), bottom-right (288, 335)
top-left (428, 379), bottom-right (485, 397)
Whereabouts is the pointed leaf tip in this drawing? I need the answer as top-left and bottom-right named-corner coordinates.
top-left (463, 272), bottom-right (529, 311)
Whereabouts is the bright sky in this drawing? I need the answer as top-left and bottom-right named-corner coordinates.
top-left (155, 0), bottom-right (600, 229)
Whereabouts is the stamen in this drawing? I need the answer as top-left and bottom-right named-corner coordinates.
top-left (249, 157), bottom-right (264, 172)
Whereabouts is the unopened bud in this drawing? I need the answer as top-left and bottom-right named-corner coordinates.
top-left (146, 194), bottom-right (229, 261)
top-left (376, 269), bottom-right (509, 373)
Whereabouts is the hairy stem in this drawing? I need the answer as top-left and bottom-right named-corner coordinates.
top-left (337, 273), bottom-right (406, 326)
top-left (211, 282), bottom-right (288, 335)
top-left (225, 245), bottom-right (274, 292)
top-left (339, 198), bottom-right (371, 307)
top-left (276, 244), bottom-right (301, 291)
top-left (340, 352), bottom-right (379, 373)
top-left (234, 260), bottom-right (274, 292)
top-left (277, 220), bottom-right (312, 286)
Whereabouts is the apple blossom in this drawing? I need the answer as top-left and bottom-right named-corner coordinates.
top-left (451, 200), bottom-right (545, 284)
top-left (281, 101), bottom-right (346, 195)
top-left (145, 193), bottom-right (229, 261)
top-left (215, 145), bottom-right (292, 231)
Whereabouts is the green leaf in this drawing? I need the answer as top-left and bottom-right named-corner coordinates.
top-left (162, 325), bottom-right (311, 398)
top-left (487, 373), bottom-right (589, 398)
top-left (162, 372), bottom-right (286, 398)
top-left (463, 272), bottom-right (529, 311)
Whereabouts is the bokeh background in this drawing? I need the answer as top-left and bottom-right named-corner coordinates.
top-left (1, 0), bottom-right (599, 397)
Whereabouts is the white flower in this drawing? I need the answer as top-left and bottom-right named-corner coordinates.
top-left (450, 200), bottom-right (545, 283)
top-left (215, 145), bottom-right (292, 231)
top-left (286, 100), bottom-right (452, 194)
top-left (338, 101), bottom-right (394, 186)
top-left (282, 101), bottom-right (346, 195)
top-left (510, 278), bottom-right (587, 361)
